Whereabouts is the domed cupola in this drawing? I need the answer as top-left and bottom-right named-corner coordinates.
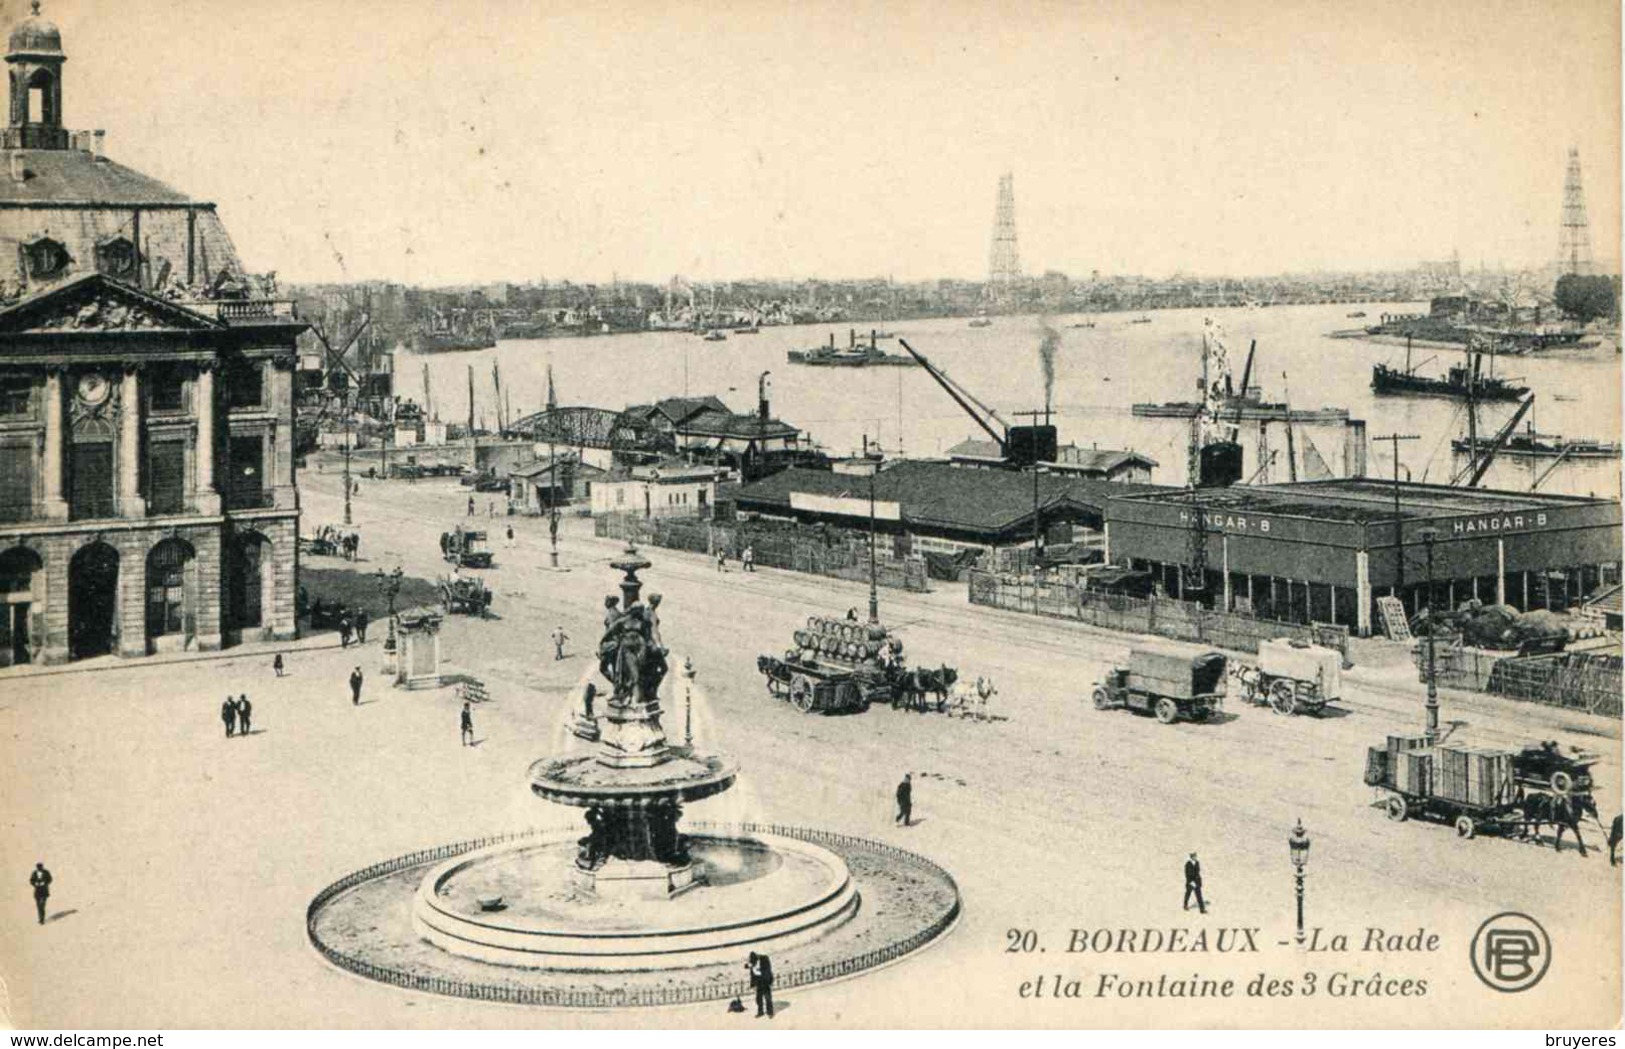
top-left (5, 1), bottom-right (67, 150)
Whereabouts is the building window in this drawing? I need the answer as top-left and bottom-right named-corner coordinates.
top-left (95, 237), bottom-right (138, 280)
top-left (224, 359), bottom-right (262, 410)
top-left (146, 539), bottom-right (193, 638)
top-left (68, 441), bottom-right (114, 520)
top-left (21, 237), bottom-right (70, 280)
top-left (146, 364), bottom-right (186, 413)
top-left (0, 442), bottom-right (33, 523)
top-left (146, 440), bottom-right (186, 515)
top-left (226, 434), bottom-right (265, 509)
top-left (0, 375), bottom-right (31, 416)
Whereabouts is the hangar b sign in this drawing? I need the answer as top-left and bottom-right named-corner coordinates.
top-left (1451, 513), bottom-right (1548, 536)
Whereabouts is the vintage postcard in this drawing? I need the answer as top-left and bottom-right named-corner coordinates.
top-left (0, 0), bottom-right (1619, 1033)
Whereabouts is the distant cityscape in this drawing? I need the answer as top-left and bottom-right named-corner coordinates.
top-left (287, 256), bottom-right (1620, 357)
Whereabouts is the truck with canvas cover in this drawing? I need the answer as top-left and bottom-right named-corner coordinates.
top-left (1091, 640), bottom-right (1227, 724)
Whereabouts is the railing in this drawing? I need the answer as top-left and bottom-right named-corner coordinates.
top-left (204, 300), bottom-right (300, 322)
top-left (967, 569), bottom-right (1350, 657)
top-left (1422, 643), bottom-right (1622, 717)
top-left (305, 822), bottom-right (960, 1008)
top-left (595, 515), bottom-right (929, 592)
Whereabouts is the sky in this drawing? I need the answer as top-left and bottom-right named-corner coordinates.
top-left (25, 0), bottom-right (1623, 285)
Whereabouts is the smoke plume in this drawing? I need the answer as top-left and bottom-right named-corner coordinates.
top-left (1038, 320), bottom-right (1060, 412)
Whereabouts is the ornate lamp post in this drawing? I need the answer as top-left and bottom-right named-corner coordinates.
top-left (1419, 527), bottom-right (1440, 744)
top-left (1289, 818), bottom-right (1311, 946)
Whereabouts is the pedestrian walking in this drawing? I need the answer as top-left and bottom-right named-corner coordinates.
top-left (356, 610), bottom-right (369, 644)
top-left (352, 532), bottom-right (361, 560)
top-left (467, 496), bottom-right (476, 516)
top-left (460, 701), bottom-right (475, 746)
top-left (746, 952), bottom-right (775, 1018)
top-left (487, 500), bottom-right (495, 517)
top-left (895, 773), bottom-right (912, 826)
top-left (1183, 852), bottom-right (1207, 914)
top-left (742, 545), bottom-right (755, 572)
top-left (29, 862), bottom-right (51, 925)
top-left (236, 695), bottom-right (252, 734)
top-left (715, 549), bottom-right (727, 572)
top-left (552, 626), bottom-right (570, 661)
top-left (221, 696), bottom-right (237, 738)
top-left (273, 652), bottom-right (285, 677)
top-left (349, 666), bottom-right (364, 706)
top-left (1609, 814), bottom-right (1623, 867)
top-left (338, 615), bottom-right (352, 648)
top-left (505, 524), bottom-right (515, 550)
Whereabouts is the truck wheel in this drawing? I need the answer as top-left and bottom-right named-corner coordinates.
top-left (1154, 697), bottom-right (1179, 724)
top-left (1270, 681), bottom-right (1298, 716)
top-left (1550, 771), bottom-right (1573, 795)
top-left (1091, 687), bottom-right (1112, 710)
top-left (1454, 815), bottom-right (1476, 839)
top-left (1385, 795), bottom-right (1408, 822)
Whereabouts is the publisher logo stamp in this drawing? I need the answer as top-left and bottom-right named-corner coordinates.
top-left (1471, 912), bottom-right (1551, 993)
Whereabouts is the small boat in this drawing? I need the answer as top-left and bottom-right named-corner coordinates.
top-left (1070, 315), bottom-right (1097, 329)
top-left (789, 330), bottom-right (917, 367)
top-left (1452, 427), bottom-right (1621, 461)
top-left (701, 329), bottom-right (727, 342)
top-left (1129, 314), bottom-right (1152, 324)
top-left (1347, 310), bottom-right (1367, 318)
top-left (733, 325), bottom-right (761, 335)
top-left (1371, 360), bottom-right (1527, 401)
top-left (969, 315), bottom-right (992, 328)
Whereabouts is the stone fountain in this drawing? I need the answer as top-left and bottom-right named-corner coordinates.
top-left (409, 548), bottom-right (861, 970)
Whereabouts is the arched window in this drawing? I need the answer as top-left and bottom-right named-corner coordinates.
top-left (25, 68), bottom-right (52, 125)
top-left (21, 236), bottom-right (69, 280)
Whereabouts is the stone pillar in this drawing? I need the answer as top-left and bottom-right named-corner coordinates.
top-left (1496, 539), bottom-right (1506, 606)
top-left (41, 371), bottom-right (68, 521)
top-left (1355, 550), bottom-right (1372, 637)
top-left (1220, 536), bottom-right (1232, 612)
top-left (119, 368), bottom-right (145, 518)
top-left (117, 537), bottom-right (147, 658)
top-left (194, 527), bottom-right (222, 651)
top-left (194, 364), bottom-right (220, 514)
top-left (41, 535), bottom-right (69, 664)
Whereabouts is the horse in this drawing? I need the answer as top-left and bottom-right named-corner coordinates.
top-left (1521, 791), bottom-right (1599, 857)
top-left (917, 665), bottom-right (959, 712)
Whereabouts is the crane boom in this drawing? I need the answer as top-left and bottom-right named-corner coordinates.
top-left (1455, 394), bottom-right (1535, 487)
top-left (898, 338), bottom-right (1007, 452)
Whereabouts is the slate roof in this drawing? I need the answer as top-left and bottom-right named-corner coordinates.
top-left (0, 149), bottom-right (203, 206)
top-left (682, 408), bottom-right (799, 439)
top-left (733, 460), bottom-right (1169, 536)
top-left (945, 439), bottom-right (1158, 474)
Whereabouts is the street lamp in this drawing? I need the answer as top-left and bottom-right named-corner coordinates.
top-left (1419, 526), bottom-right (1440, 744)
top-left (1289, 818), bottom-right (1311, 946)
top-left (548, 438), bottom-right (561, 569)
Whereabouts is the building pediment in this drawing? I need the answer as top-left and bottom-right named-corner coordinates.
top-left (0, 273), bottom-right (226, 336)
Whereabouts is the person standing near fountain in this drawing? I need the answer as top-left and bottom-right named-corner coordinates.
top-left (748, 952), bottom-right (775, 1018)
top-left (896, 773), bottom-right (913, 826)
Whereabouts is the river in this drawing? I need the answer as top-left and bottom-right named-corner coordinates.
top-left (398, 302), bottom-right (1621, 498)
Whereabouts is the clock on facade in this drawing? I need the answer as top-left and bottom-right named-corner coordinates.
top-left (76, 373), bottom-right (110, 407)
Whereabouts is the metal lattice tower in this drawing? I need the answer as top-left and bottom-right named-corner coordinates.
top-left (988, 173), bottom-right (1021, 284)
top-left (1557, 147), bottom-right (1593, 276)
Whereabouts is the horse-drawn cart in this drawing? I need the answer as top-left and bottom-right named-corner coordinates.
top-left (1235, 638), bottom-right (1342, 716)
top-left (441, 575), bottom-right (493, 616)
top-left (756, 615), bottom-right (958, 714)
top-left (1092, 641), bottom-right (1226, 724)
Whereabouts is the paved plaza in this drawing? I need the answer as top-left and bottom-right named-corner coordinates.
top-left (2, 472), bottom-right (1619, 1028)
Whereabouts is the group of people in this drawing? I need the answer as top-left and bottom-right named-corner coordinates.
top-left (312, 525), bottom-right (362, 560)
top-left (338, 610), bottom-right (370, 648)
top-left (220, 694), bottom-right (254, 737)
top-left (715, 545), bottom-right (756, 573)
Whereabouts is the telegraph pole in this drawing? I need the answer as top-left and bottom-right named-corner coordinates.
top-left (342, 396), bottom-right (353, 526)
top-left (1420, 527), bottom-right (1441, 744)
top-left (1374, 433), bottom-right (1419, 607)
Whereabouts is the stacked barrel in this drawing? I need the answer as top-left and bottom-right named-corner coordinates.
top-left (793, 616), bottom-right (892, 666)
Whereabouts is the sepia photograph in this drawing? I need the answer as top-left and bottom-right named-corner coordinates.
top-left (0, 0), bottom-right (1619, 1035)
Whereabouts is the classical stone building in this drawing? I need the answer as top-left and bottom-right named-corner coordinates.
top-left (0, 5), bottom-right (304, 666)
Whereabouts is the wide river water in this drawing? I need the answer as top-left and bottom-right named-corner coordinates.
top-left (399, 303), bottom-right (1621, 499)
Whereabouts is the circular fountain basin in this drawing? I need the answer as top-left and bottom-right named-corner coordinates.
top-left (411, 829), bottom-right (857, 971)
top-left (528, 752), bottom-right (736, 808)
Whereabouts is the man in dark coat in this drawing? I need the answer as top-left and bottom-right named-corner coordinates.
top-left (747, 952), bottom-right (775, 1018)
top-left (349, 667), bottom-right (364, 706)
top-left (895, 773), bottom-right (913, 826)
top-left (356, 610), bottom-right (369, 644)
top-left (1183, 852), bottom-right (1206, 913)
top-left (1609, 814), bottom-right (1623, 867)
top-left (29, 862), bottom-right (51, 925)
top-left (221, 696), bottom-right (237, 738)
top-left (236, 695), bottom-right (252, 735)
top-left (460, 701), bottom-right (474, 746)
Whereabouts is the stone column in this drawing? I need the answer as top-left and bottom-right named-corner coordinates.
top-left (1220, 536), bottom-right (1232, 612)
top-left (1355, 550), bottom-right (1372, 637)
top-left (272, 357), bottom-right (298, 511)
top-left (1495, 538), bottom-right (1506, 606)
top-left (41, 371), bottom-right (68, 521)
top-left (119, 368), bottom-right (145, 519)
top-left (194, 364), bottom-right (220, 514)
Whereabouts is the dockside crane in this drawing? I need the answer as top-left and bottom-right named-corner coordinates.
top-left (1451, 393), bottom-right (1535, 488)
top-left (896, 338), bottom-right (1016, 456)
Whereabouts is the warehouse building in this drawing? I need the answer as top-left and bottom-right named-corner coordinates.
top-left (1104, 479), bottom-right (1622, 636)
